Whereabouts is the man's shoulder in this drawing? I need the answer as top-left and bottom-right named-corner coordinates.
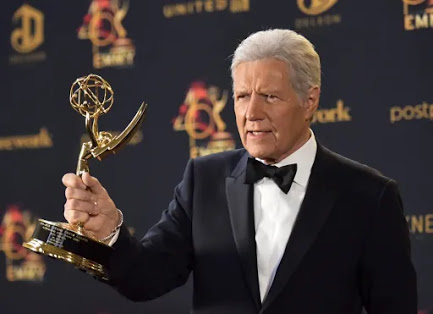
top-left (321, 146), bottom-right (393, 189)
top-left (193, 148), bottom-right (247, 165)
top-left (191, 148), bottom-right (247, 175)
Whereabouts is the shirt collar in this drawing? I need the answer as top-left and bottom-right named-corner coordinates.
top-left (256, 129), bottom-right (317, 187)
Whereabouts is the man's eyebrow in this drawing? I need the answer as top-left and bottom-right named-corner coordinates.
top-left (234, 87), bottom-right (249, 93)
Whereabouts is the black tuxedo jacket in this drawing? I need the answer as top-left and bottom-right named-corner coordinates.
top-left (107, 145), bottom-right (417, 313)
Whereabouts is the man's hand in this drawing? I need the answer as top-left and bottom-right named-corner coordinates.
top-left (62, 172), bottom-right (119, 240)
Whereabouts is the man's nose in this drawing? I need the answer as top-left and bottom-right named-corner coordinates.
top-left (245, 93), bottom-right (265, 121)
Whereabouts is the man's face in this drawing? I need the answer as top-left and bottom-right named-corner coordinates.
top-left (233, 58), bottom-right (318, 164)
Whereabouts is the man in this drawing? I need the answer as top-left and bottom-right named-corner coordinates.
top-left (62, 29), bottom-right (417, 313)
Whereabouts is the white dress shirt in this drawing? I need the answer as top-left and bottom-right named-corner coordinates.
top-left (254, 130), bottom-right (317, 302)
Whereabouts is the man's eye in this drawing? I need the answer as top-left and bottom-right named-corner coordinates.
top-left (237, 94), bottom-right (248, 100)
top-left (266, 94), bottom-right (277, 100)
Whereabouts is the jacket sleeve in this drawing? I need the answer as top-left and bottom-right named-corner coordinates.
top-left (360, 179), bottom-right (417, 313)
top-left (105, 159), bottom-right (195, 301)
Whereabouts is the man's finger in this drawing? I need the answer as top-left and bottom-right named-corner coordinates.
top-left (83, 217), bottom-right (105, 233)
top-left (64, 208), bottom-right (90, 226)
top-left (64, 199), bottom-right (99, 215)
top-left (62, 173), bottom-right (87, 190)
top-left (65, 187), bottom-right (96, 203)
top-left (82, 172), bottom-right (106, 196)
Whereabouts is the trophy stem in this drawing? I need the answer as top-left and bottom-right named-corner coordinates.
top-left (86, 112), bottom-right (98, 148)
top-left (76, 142), bottom-right (92, 177)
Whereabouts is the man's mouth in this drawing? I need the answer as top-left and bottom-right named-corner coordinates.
top-left (247, 130), bottom-right (271, 137)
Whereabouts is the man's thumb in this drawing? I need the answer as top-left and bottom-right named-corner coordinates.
top-left (82, 172), bottom-right (105, 195)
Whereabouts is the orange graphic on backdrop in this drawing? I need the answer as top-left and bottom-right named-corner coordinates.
top-left (78, 0), bottom-right (135, 68)
top-left (0, 205), bottom-right (46, 281)
top-left (173, 82), bottom-right (235, 158)
top-left (402, 0), bottom-right (433, 30)
top-left (297, 0), bottom-right (338, 16)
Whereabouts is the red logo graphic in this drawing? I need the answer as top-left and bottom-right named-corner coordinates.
top-left (172, 81), bottom-right (235, 158)
top-left (0, 205), bottom-right (46, 281)
top-left (78, 0), bottom-right (135, 68)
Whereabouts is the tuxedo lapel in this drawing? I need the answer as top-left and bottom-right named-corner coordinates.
top-left (226, 151), bottom-right (261, 310)
top-left (261, 144), bottom-right (338, 311)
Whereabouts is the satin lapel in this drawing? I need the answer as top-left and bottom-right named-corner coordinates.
top-left (261, 145), bottom-right (338, 311)
top-left (226, 151), bottom-right (261, 310)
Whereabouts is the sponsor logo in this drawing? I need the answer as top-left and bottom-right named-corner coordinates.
top-left (163, 0), bottom-right (249, 18)
top-left (295, 0), bottom-right (341, 29)
top-left (9, 4), bottom-right (46, 65)
top-left (403, 0), bottom-right (433, 31)
top-left (406, 214), bottom-right (433, 234)
top-left (390, 102), bottom-right (433, 123)
top-left (312, 100), bottom-right (351, 123)
top-left (0, 205), bottom-right (46, 281)
top-left (173, 81), bottom-right (235, 158)
top-left (297, 0), bottom-right (338, 15)
top-left (78, 0), bottom-right (135, 69)
top-left (0, 128), bottom-right (53, 151)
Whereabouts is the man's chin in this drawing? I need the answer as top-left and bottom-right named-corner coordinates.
top-left (245, 147), bottom-right (277, 164)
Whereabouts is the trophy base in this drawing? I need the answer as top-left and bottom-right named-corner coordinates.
top-left (23, 219), bottom-right (113, 280)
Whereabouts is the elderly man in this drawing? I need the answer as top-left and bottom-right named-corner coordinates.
top-left (62, 29), bottom-right (417, 313)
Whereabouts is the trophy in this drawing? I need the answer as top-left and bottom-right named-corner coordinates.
top-left (23, 74), bottom-right (147, 280)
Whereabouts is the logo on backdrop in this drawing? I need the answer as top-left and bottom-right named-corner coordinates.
top-left (0, 128), bottom-right (53, 151)
top-left (78, 0), bottom-right (135, 69)
top-left (9, 3), bottom-right (46, 65)
top-left (403, 0), bottom-right (433, 31)
top-left (406, 213), bottom-right (433, 235)
top-left (389, 101), bottom-right (433, 123)
top-left (172, 81), bottom-right (235, 158)
top-left (294, 0), bottom-right (341, 29)
top-left (0, 205), bottom-right (46, 281)
top-left (312, 100), bottom-right (352, 124)
top-left (163, 0), bottom-right (249, 18)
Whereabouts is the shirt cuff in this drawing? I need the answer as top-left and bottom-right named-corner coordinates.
top-left (108, 228), bottom-right (120, 246)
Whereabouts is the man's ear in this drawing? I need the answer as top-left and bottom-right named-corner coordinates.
top-left (303, 85), bottom-right (320, 121)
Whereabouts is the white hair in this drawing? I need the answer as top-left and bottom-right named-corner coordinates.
top-left (231, 29), bottom-right (321, 100)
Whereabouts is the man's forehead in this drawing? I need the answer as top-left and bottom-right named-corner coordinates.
top-left (233, 62), bottom-right (289, 88)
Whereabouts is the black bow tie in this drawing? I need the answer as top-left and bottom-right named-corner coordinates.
top-left (245, 158), bottom-right (297, 194)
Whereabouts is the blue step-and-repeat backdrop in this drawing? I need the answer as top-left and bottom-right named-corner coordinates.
top-left (0, 1), bottom-right (432, 313)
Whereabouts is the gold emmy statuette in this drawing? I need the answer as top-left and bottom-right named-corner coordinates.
top-left (23, 74), bottom-right (147, 280)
